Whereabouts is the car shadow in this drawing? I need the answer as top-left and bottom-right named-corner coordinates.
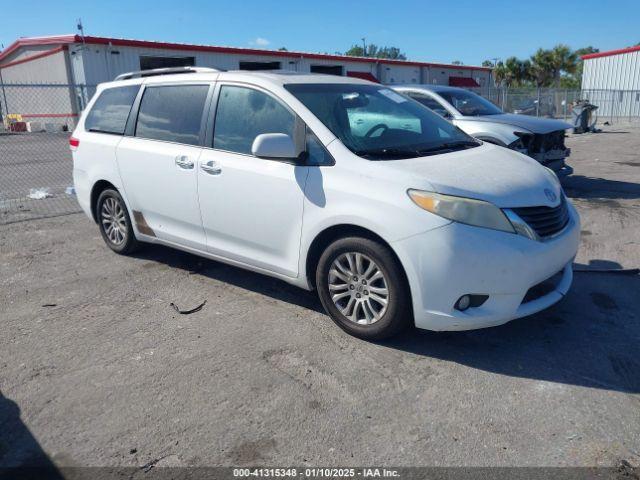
top-left (562, 175), bottom-right (640, 200)
top-left (132, 244), bottom-right (325, 314)
top-left (135, 245), bottom-right (640, 394)
top-left (379, 267), bottom-right (640, 394)
top-left (0, 391), bottom-right (63, 478)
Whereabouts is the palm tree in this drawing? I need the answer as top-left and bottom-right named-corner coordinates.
top-left (503, 57), bottom-right (530, 87)
top-left (530, 48), bottom-right (554, 87)
top-left (492, 61), bottom-right (508, 87)
top-left (549, 44), bottom-right (578, 88)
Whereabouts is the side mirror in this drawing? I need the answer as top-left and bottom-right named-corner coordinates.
top-left (251, 133), bottom-right (297, 160)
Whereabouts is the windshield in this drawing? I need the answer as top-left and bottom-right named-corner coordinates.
top-left (438, 90), bottom-right (503, 116)
top-left (285, 84), bottom-right (479, 160)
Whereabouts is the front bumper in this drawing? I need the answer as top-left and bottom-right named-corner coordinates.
top-left (533, 148), bottom-right (572, 176)
top-left (392, 202), bottom-right (580, 331)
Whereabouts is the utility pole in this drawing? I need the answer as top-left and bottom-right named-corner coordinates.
top-left (77, 18), bottom-right (86, 41)
top-left (0, 66), bottom-right (9, 125)
top-left (362, 38), bottom-right (366, 57)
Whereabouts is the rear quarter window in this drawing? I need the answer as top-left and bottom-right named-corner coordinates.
top-left (85, 85), bottom-right (139, 135)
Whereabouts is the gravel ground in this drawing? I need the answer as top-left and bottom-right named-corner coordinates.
top-left (1, 127), bottom-right (639, 470)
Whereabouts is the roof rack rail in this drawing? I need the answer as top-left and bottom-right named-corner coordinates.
top-left (114, 66), bottom-right (222, 81)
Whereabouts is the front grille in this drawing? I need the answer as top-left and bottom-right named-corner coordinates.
top-left (522, 269), bottom-right (564, 304)
top-left (512, 196), bottom-right (570, 238)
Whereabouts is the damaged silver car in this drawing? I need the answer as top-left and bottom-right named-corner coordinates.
top-left (393, 85), bottom-right (573, 176)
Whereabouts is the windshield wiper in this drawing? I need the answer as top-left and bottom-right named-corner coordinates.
top-left (416, 140), bottom-right (480, 155)
top-left (354, 147), bottom-right (421, 159)
top-left (355, 141), bottom-right (480, 159)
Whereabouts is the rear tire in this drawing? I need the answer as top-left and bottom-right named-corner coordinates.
top-left (316, 237), bottom-right (411, 340)
top-left (96, 189), bottom-right (140, 254)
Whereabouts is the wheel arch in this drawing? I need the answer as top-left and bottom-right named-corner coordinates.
top-left (304, 224), bottom-right (410, 295)
top-left (90, 180), bottom-right (118, 223)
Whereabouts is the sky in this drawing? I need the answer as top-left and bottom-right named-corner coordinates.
top-left (1, 0), bottom-right (638, 66)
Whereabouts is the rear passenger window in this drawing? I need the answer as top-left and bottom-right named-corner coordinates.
top-left (85, 85), bottom-right (139, 135)
top-left (213, 85), bottom-right (295, 155)
top-left (135, 85), bottom-right (209, 146)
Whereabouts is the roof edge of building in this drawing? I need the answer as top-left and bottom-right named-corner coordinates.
top-left (0, 34), bottom-right (492, 72)
top-left (582, 45), bottom-right (640, 60)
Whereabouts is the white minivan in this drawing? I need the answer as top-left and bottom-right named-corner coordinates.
top-left (71, 67), bottom-right (580, 339)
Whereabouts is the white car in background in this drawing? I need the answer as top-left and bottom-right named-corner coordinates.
top-left (71, 67), bottom-right (579, 339)
top-left (393, 85), bottom-right (574, 176)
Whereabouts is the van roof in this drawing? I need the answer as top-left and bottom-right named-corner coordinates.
top-left (100, 69), bottom-right (373, 90)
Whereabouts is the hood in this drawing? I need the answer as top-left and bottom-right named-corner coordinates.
top-left (385, 143), bottom-right (562, 208)
top-left (459, 113), bottom-right (571, 134)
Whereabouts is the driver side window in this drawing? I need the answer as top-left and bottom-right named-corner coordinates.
top-left (406, 92), bottom-right (450, 119)
top-left (213, 85), bottom-right (296, 155)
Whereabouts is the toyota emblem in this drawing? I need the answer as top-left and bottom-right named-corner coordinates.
top-left (544, 188), bottom-right (557, 202)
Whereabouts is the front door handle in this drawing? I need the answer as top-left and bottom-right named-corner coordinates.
top-left (175, 155), bottom-right (194, 169)
top-left (201, 160), bottom-right (222, 175)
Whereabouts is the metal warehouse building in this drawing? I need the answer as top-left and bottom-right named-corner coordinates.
top-left (0, 34), bottom-right (492, 129)
top-left (581, 45), bottom-right (640, 119)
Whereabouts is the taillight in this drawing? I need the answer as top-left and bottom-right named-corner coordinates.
top-left (69, 137), bottom-right (80, 152)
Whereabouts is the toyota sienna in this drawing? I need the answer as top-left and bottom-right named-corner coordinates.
top-left (71, 67), bottom-right (580, 339)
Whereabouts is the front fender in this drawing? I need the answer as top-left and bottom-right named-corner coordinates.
top-left (295, 160), bottom-right (451, 290)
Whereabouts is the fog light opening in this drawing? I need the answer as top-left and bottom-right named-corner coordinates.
top-left (455, 294), bottom-right (489, 312)
top-left (456, 295), bottom-right (471, 311)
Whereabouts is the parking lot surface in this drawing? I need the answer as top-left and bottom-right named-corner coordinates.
top-left (1, 127), bottom-right (639, 468)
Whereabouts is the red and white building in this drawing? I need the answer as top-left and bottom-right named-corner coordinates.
top-left (0, 34), bottom-right (492, 128)
top-left (581, 45), bottom-right (640, 119)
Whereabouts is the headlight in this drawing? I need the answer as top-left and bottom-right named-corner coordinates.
top-left (408, 190), bottom-right (515, 233)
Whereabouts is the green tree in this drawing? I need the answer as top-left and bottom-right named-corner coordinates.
top-left (549, 44), bottom-right (578, 88)
top-left (344, 44), bottom-right (407, 60)
top-left (492, 61), bottom-right (507, 86)
top-left (575, 46), bottom-right (599, 57)
top-left (567, 46), bottom-right (599, 88)
top-left (451, 60), bottom-right (464, 65)
top-left (530, 48), bottom-right (555, 87)
top-left (503, 56), bottom-right (530, 86)
top-left (492, 45), bottom-right (596, 89)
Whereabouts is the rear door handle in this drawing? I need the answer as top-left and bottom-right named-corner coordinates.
top-left (201, 160), bottom-right (222, 175)
top-left (175, 155), bottom-right (194, 169)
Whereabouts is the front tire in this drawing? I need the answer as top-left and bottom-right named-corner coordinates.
top-left (96, 189), bottom-right (140, 254)
top-left (316, 237), bottom-right (411, 340)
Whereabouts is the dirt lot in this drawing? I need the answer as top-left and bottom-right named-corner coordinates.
top-left (1, 127), bottom-right (639, 469)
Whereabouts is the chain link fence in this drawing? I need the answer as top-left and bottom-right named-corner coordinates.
top-left (1, 82), bottom-right (640, 225)
top-left (481, 86), bottom-right (640, 124)
top-left (0, 83), bottom-right (96, 224)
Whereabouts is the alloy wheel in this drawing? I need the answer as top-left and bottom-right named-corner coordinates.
top-left (328, 252), bottom-right (389, 325)
top-left (101, 196), bottom-right (127, 246)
